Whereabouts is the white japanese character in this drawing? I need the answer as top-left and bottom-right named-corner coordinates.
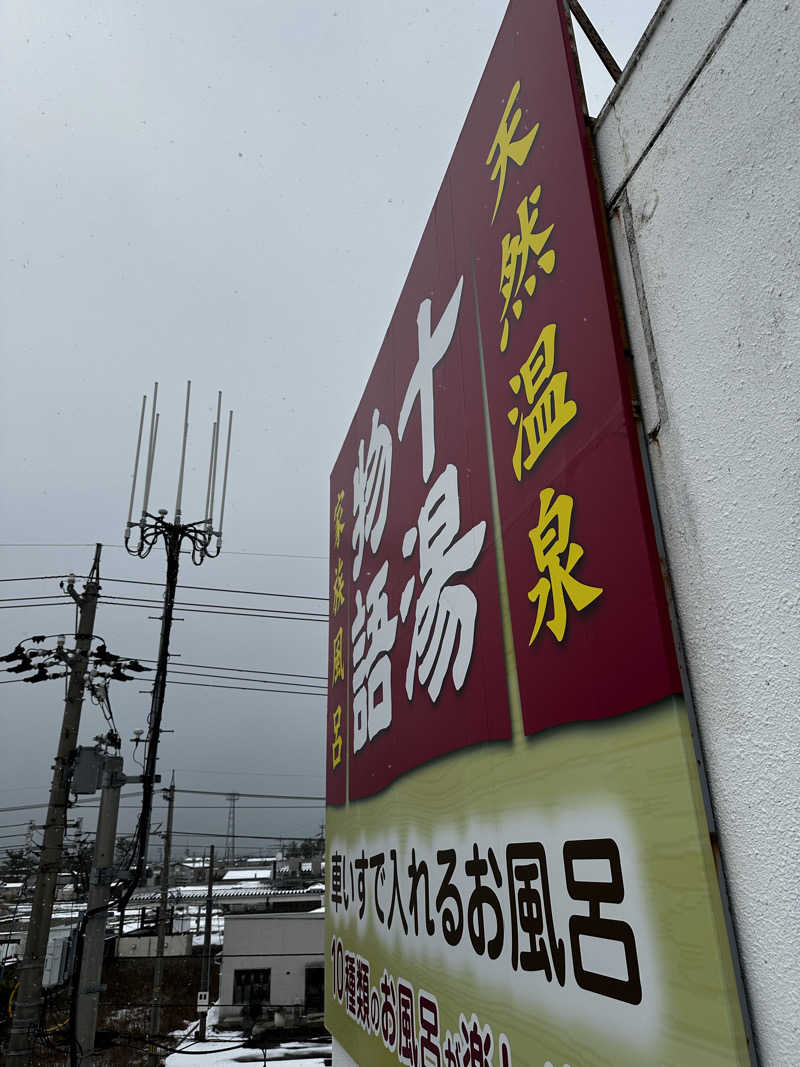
top-left (398, 277), bottom-right (464, 483)
top-left (401, 464), bottom-right (486, 701)
top-left (352, 561), bottom-right (398, 752)
top-left (352, 409), bottom-right (392, 582)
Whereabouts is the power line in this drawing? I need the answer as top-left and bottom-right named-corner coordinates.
top-left (0, 595), bottom-right (65, 603)
top-left (158, 659), bottom-right (326, 680)
top-left (101, 593), bottom-right (327, 617)
top-left (0, 787), bottom-right (324, 814)
top-left (83, 575), bottom-right (329, 602)
top-left (0, 606), bottom-right (71, 614)
top-left (102, 593), bottom-right (327, 615)
top-left (0, 598), bottom-right (327, 623)
top-left (162, 668), bottom-right (324, 690)
top-left (103, 600), bottom-right (326, 622)
top-left (169, 831), bottom-right (322, 841)
top-left (0, 794), bottom-right (143, 815)
top-left (0, 647), bottom-right (325, 682)
top-left (151, 680), bottom-right (326, 696)
top-left (175, 787), bottom-right (324, 801)
top-left (3, 676), bottom-right (327, 696)
top-left (172, 765), bottom-right (320, 778)
top-left (0, 765), bottom-right (321, 791)
top-left (0, 574), bottom-right (328, 599)
top-left (0, 543), bottom-right (326, 560)
top-left (119, 803), bottom-right (323, 810)
top-left (0, 575), bottom-right (68, 583)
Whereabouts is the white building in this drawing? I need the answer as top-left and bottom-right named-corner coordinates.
top-left (218, 910), bottom-right (325, 1026)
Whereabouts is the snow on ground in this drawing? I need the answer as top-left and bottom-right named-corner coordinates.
top-left (165, 1041), bottom-right (330, 1065)
top-left (165, 1007), bottom-right (331, 1066)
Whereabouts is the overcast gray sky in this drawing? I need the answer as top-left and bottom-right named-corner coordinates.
top-left (0, 1), bottom-right (656, 859)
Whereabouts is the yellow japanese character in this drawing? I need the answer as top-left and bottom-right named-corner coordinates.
top-left (527, 489), bottom-right (602, 644)
top-left (499, 186), bottom-right (556, 352)
top-left (487, 81), bottom-right (539, 223)
top-left (332, 558), bottom-right (345, 615)
top-left (333, 489), bottom-right (345, 550)
top-left (332, 626), bottom-right (345, 684)
top-left (507, 324), bottom-right (576, 479)
top-left (331, 704), bottom-right (342, 769)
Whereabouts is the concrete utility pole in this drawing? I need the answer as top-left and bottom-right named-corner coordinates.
top-left (197, 844), bottom-right (215, 1041)
top-left (74, 753), bottom-right (124, 1065)
top-left (148, 773), bottom-right (175, 1065)
top-left (223, 793), bottom-right (238, 864)
top-left (7, 545), bottom-right (102, 1064)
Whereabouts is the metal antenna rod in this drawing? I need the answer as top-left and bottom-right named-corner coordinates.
top-left (145, 414), bottom-right (159, 516)
top-left (126, 394), bottom-right (147, 533)
top-left (174, 381), bottom-right (192, 523)
top-left (141, 382), bottom-right (159, 519)
top-left (217, 410), bottom-right (233, 541)
top-left (203, 419), bottom-right (217, 527)
top-left (208, 391), bottom-right (223, 529)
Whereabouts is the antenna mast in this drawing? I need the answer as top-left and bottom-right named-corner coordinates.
top-left (121, 381), bottom-right (233, 941)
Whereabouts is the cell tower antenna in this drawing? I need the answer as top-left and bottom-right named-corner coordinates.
top-left (121, 382), bottom-right (234, 931)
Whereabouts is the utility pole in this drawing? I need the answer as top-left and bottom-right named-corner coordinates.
top-left (197, 844), bottom-right (215, 1041)
top-left (223, 793), bottom-right (238, 865)
top-left (148, 773), bottom-right (175, 1065)
top-left (7, 546), bottom-right (102, 1064)
top-left (74, 753), bottom-right (124, 1066)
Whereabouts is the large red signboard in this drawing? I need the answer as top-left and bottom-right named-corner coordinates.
top-left (327, 0), bottom-right (681, 805)
top-left (325, 5), bottom-right (751, 1064)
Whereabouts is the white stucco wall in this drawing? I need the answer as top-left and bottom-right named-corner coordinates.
top-left (219, 912), bottom-right (325, 1019)
top-left (595, 1), bottom-right (800, 1063)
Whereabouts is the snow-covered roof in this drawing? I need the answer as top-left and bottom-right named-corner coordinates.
top-left (131, 884), bottom-right (324, 904)
top-left (222, 868), bottom-right (273, 881)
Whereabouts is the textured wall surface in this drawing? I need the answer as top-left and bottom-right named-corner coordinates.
top-left (596, 1), bottom-right (800, 1063)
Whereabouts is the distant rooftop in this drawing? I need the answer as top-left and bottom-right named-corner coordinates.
top-left (131, 883), bottom-right (324, 905)
top-left (222, 868), bottom-right (273, 881)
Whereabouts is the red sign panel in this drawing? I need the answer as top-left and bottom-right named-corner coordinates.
top-left (327, 0), bottom-right (680, 804)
